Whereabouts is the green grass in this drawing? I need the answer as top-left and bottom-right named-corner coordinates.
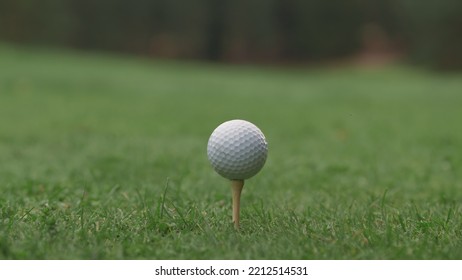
top-left (1, 43), bottom-right (462, 259)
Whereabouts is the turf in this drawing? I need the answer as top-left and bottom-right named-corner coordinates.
top-left (0, 43), bottom-right (462, 259)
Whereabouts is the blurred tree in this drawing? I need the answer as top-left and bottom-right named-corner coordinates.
top-left (392, 0), bottom-right (462, 69)
top-left (223, 0), bottom-right (279, 61)
top-left (204, 0), bottom-right (227, 60)
top-left (275, 0), bottom-right (364, 60)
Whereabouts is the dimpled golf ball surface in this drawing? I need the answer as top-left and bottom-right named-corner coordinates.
top-left (207, 120), bottom-right (268, 180)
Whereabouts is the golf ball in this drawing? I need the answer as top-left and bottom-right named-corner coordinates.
top-left (207, 119), bottom-right (268, 180)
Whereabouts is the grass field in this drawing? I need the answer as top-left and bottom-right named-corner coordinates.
top-left (1, 43), bottom-right (462, 259)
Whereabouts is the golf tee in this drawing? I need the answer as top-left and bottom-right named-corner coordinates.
top-left (231, 179), bottom-right (244, 230)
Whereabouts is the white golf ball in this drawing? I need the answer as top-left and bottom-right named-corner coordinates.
top-left (207, 119), bottom-right (268, 180)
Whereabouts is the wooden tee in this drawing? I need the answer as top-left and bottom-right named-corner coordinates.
top-left (231, 179), bottom-right (244, 230)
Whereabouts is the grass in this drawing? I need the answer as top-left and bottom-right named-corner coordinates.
top-left (0, 43), bottom-right (462, 259)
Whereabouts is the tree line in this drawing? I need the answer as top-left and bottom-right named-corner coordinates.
top-left (0, 0), bottom-right (461, 69)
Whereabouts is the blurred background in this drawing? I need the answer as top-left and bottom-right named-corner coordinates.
top-left (1, 0), bottom-right (461, 70)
